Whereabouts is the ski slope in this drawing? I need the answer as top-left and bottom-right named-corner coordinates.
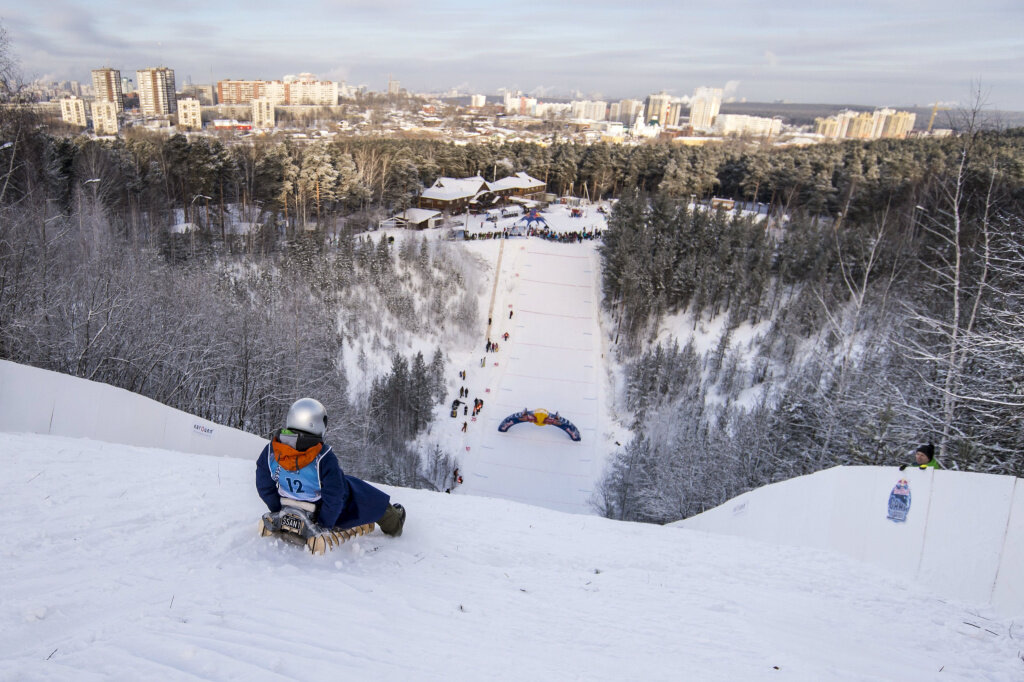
top-left (3, 431), bottom-right (1023, 681)
top-left (458, 239), bottom-right (605, 513)
top-left (434, 203), bottom-right (613, 514)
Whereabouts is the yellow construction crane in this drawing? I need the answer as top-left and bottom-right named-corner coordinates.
top-left (927, 103), bottom-right (951, 133)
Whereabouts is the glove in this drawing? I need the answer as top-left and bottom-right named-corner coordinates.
top-left (898, 464), bottom-right (907, 471)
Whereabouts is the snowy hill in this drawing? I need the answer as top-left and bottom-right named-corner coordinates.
top-left (4, 432), bottom-right (1024, 681)
top-left (2, 362), bottom-right (1024, 679)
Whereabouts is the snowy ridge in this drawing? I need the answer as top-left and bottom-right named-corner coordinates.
top-left (0, 359), bottom-right (264, 458)
top-left (675, 465), bottom-right (1024, 617)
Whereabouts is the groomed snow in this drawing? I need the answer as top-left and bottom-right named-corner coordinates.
top-left (406, 203), bottom-right (616, 514)
top-left (2, 432), bottom-right (1022, 681)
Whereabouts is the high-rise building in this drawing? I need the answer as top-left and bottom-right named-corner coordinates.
top-left (470, 94), bottom-right (487, 108)
top-left (503, 90), bottom-right (519, 113)
top-left (388, 76), bottom-right (401, 96)
top-left (666, 101), bottom-right (683, 128)
top-left (60, 96), bottom-right (87, 127)
top-left (92, 100), bottom-right (119, 135)
top-left (571, 100), bottom-right (607, 121)
top-left (814, 116), bottom-right (841, 137)
top-left (881, 110), bottom-right (916, 138)
top-left (137, 67), bottom-right (177, 116)
top-left (689, 87), bottom-right (722, 130)
top-left (177, 98), bottom-right (202, 130)
top-left (646, 92), bottom-right (672, 126)
top-left (616, 99), bottom-right (644, 125)
top-left (252, 97), bottom-right (275, 128)
top-left (91, 67), bottom-right (124, 113)
top-left (815, 109), bottom-right (915, 140)
top-left (845, 112), bottom-right (875, 139)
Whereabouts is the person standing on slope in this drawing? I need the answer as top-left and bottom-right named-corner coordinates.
top-left (256, 398), bottom-right (406, 537)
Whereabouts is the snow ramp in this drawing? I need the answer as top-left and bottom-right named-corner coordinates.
top-left (458, 240), bottom-right (608, 514)
top-left (674, 465), bottom-right (1024, 617)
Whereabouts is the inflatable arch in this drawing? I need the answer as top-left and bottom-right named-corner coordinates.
top-left (497, 408), bottom-right (581, 442)
top-left (516, 210), bottom-right (549, 230)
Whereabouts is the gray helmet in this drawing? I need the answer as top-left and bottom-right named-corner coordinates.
top-left (286, 398), bottom-right (328, 436)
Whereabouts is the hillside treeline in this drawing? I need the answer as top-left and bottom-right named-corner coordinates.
top-left (595, 125), bottom-right (1024, 522)
top-left (7, 104), bottom-right (1024, 236)
top-left (0, 108), bottom-right (489, 488)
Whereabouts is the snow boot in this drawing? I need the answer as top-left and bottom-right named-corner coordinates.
top-left (377, 503), bottom-right (406, 537)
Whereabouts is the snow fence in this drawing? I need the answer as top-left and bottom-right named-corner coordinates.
top-left (674, 465), bottom-right (1024, 617)
top-left (0, 360), bottom-right (266, 459)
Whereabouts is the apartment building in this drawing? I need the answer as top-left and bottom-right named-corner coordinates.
top-left (815, 109), bottom-right (916, 140)
top-left (137, 67), bottom-right (177, 115)
top-left (613, 99), bottom-right (644, 125)
top-left (60, 96), bottom-right (87, 128)
top-left (252, 97), bottom-right (275, 128)
top-left (92, 100), bottom-right (119, 135)
top-left (571, 100), bottom-right (608, 121)
top-left (217, 80), bottom-right (267, 105)
top-left (286, 77), bottom-right (338, 106)
top-left (178, 98), bottom-right (203, 130)
top-left (91, 67), bottom-right (124, 113)
top-left (689, 87), bottom-right (723, 130)
top-left (712, 114), bottom-right (782, 137)
top-left (646, 92), bottom-right (672, 126)
top-left (218, 77), bottom-right (337, 106)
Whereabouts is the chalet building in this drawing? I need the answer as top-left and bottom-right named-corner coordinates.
top-left (392, 208), bottom-right (443, 230)
top-left (487, 171), bottom-right (546, 201)
top-left (418, 172), bottom-right (546, 213)
top-left (418, 176), bottom-right (488, 213)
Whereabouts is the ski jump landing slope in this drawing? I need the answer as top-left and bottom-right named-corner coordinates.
top-left (459, 240), bottom-right (607, 515)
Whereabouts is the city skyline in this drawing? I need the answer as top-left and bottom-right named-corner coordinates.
top-left (5, 1), bottom-right (1024, 110)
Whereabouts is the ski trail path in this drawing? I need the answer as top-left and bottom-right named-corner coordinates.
top-left (459, 239), bottom-right (605, 514)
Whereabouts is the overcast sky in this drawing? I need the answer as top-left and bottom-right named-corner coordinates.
top-left (4, 0), bottom-right (1023, 109)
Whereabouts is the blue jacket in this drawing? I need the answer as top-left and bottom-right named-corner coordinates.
top-left (256, 438), bottom-right (390, 530)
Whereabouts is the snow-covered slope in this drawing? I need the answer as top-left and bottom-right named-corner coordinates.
top-left (3, 432), bottom-right (1023, 681)
top-left (417, 204), bottom-right (618, 514)
top-left (675, 465), bottom-right (1024, 617)
top-left (456, 238), bottom-right (607, 513)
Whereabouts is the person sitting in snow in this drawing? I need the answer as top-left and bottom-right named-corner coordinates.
top-left (256, 398), bottom-right (406, 537)
top-left (899, 442), bottom-right (939, 471)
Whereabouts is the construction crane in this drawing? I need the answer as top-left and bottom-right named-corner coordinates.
top-left (927, 103), bottom-right (951, 133)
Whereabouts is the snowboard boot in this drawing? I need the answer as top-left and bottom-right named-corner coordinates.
top-left (377, 503), bottom-right (406, 537)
